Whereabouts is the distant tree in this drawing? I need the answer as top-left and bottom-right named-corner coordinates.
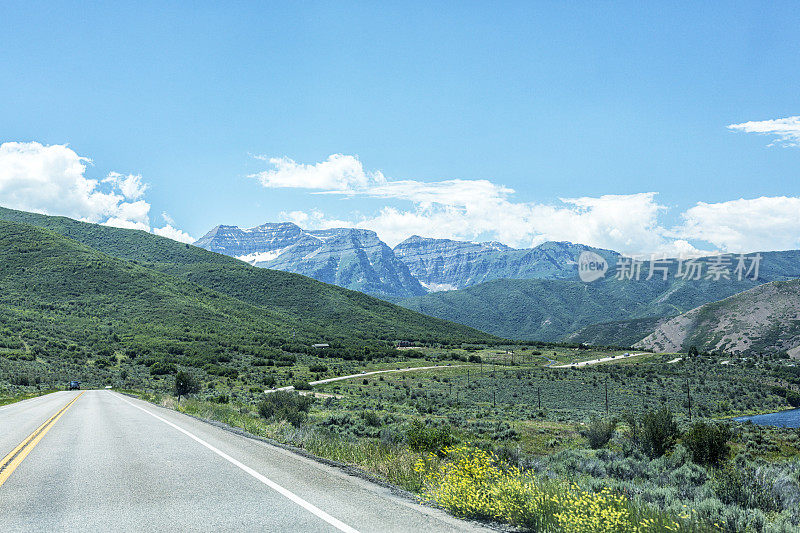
top-left (683, 421), bottom-right (731, 466)
top-left (786, 390), bottom-right (800, 408)
top-left (640, 406), bottom-right (680, 458)
top-left (584, 416), bottom-right (617, 449)
top-left (688, 346), bottom-right (699, 357)
top-left (257, 391), bottom-right (314, 427)
top-left (293, 380), bottom-right (312, 390)
top-left (174, 371), bottom-right (200, 401)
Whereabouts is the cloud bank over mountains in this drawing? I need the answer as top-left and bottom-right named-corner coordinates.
top-left (0, 142), bottom-right (194, 243)
top-left (2, 134), bottom-right (798, 255)
top-left (252, 153), bottom-right (800, 255)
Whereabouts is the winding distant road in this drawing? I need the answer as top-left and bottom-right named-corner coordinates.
top-left (0, 391), bottom-right (489, 532)
top-left (268, 364), bottom-right (469, 393)
top-left (549, 352), bottom-right (649, 368)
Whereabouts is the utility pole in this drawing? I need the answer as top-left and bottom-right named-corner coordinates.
top-left (467, 369), bottom-right (470, 386)
top-left (686, 375), bottom-right (692, 421)
top-left (493, 389), bottom-right (496, 408)
top-left (537, 386), bottom-right (541, 410)
top-left (605, 380), bottom-right (609, 416)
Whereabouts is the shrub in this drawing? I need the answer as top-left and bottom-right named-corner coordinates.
top-left (174, 370), bottom-right (200, 400)
top-left (640, 407), bottom-right (680, 458)
top-left (713, 460), bottom-right (779, 512)
top-left (786, 390), bottom-right (800, 408)
top-left (415, 445), bottom-right (683, 532)
top-left (683, 421), bottom-right (731, 466)
top-left (468, 355), bottom-right (482, 364)
top-left (406, 420), bottom-right (455, 453)
top-left (584, 416), bottom-right (616, 449)
top-left (415, 445), bottom-right (558, 528)
top-left (149, 361), bottom-right (176, 375)
top-left (203, 364), bottom-right (238, 378)
top-left (308, 364), bottom-right (327, 373)
top-left (12, 374), bottom-right (31, 386)
top-left (362, 410), bottom-right (381, 427)
top-left (293, 380), bottom-right (312, 391)
top-left (257, 391), bottom-right (314, 427)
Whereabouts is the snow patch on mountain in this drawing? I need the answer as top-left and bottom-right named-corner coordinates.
top-left (421, 281), bottom-right (458, 292)
top-left (237, 249), bottom-right (286, 264)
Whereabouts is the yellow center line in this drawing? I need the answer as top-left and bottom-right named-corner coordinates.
top-left (0, 391), bottom-right (84, 488)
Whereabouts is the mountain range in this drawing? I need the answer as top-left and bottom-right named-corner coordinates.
top-left (2, 208), bottom-right (798, 356)
top-left (195, 223), bottom-right (426, 299)
top-left (393, 236), bottom-right (617, 291)
top-left (194, 222), bottom-right (615, 297)
top-left (398, 251), bottom-right (800, 343)
top-left (194, 220), bottom-right (800, 351)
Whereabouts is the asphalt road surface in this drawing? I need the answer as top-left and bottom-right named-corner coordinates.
top-left (0, 390), bottom-right (489, 532)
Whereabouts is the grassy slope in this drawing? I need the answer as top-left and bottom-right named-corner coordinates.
top-left (563, 316), bottom-right (675, 347)
top-left (0, 221), bottom-right (303, 352)
top-left (0, 207), bottom-right (495, 344)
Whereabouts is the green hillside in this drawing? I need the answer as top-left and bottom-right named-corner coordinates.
top-left (563, 316), bottom-right (674, 347)
top-left (399, 255), bottom-right (800, 341)
top-left (638, 279), bottom-right (800, 355)
top-left (0, 221), bottom-right (299, 356)
top-left (0, 207), bottom-right (495, 344)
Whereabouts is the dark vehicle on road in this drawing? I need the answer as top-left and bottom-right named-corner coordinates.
top-left (68, 381), bottom-right (80, 390)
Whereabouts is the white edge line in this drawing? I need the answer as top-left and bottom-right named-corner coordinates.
top-left (113, 392), bottom-right (359, 533)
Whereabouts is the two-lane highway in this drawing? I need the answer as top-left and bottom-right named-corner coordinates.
top-left (0, 390), bottom-right (489, 532)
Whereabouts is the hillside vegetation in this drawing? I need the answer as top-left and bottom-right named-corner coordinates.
top-left (637, 279), bottom-right (800, 355)
top-left (0, 208), bottom-right (495, 345)
top-left (399, 253), bottom-right (800, 341)
top-left (564, 316), bottom-right (675, 347)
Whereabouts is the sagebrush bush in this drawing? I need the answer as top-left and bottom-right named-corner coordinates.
top-left (405, 420), bottom-right (455, 453)
top-left (640, 407), bottom-right (680, 458)
top-left (584, 416), bottom-right (616, 449)
top-left (257, 391), bottom-right (314, 427)
top-left (713, 459), bottom-right (779, 513)
top-left (683, 421), bottom-right (731, 466)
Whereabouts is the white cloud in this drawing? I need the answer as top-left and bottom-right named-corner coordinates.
top-left (102, 172), bottom-right (149, 200)
top-left (728, 116), bottom-right (800, 146)
top-left (255, 153), bottom-right (800, 255)
top-left (255, 153), bottom-right (668, 252)
top-left (0, 141), bottom-right (135, 223)
top-left (676, 196), bottom-right (800, 253)
top-left (0, 141), bottom-right (192, 243)
top-left (251, 154), bottom-right (386, 191)
top-left (152, 224), bottom-right (195, 244)
top-left (279, 209), bottom-right (352, 230)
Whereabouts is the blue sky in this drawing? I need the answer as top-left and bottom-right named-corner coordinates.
top-left (1, 1), bottom-right (799, 254)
